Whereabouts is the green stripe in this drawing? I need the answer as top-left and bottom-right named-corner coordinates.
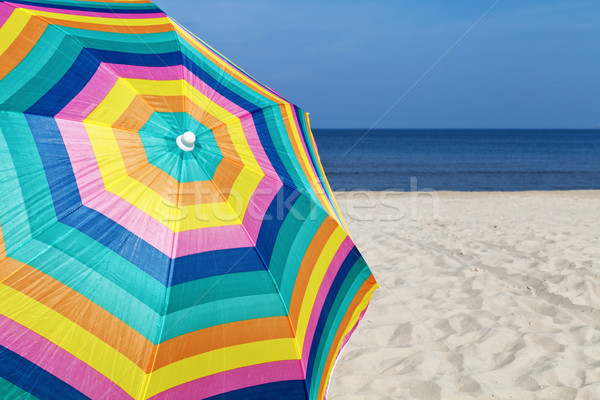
top-left (0, 377), bottom-right (40, 400)
top-left (270, 194), bottom-right (328, 308)
top-left (64, 28), bottom-right (179, 54)
top-left (11, 234), bottom-right (164, 342)
top-left (0, 117), bottom-right (33, 253)
top-left (1, 113), bottom-right (57, 237)
top-left (167, 270), bottom-right (279, 313)
top-left (161, 293), bottom-right (287, 342)
top-left (0, 27), bottom-right (81, 111)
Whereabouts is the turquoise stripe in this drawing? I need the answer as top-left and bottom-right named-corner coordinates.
top-left (140, 113), bottom-right (222, 183)
top-left (65, 29), bottom-right (175, 48)
top-left (11, 235), bottom-right (164, 342)
top-left (0, 377), bottom-right (40, 400)
top-left (261, 106), bottom-right (321, 204)
top-left (65, 29), bottom-right (178, 54)
top-left (0, 117), bottom-right (33, 253)
top-left (181, 39), bottom-right (322, 199)
top-left (1, 113), bottom-right (57, 237)
top-left (167, 270), bottom-right (279, 313)
top-left (295, 110), bottom-right (343, 223)
top-left (161, 293), bottom-right (287, 342)
top-left (0, 27), bottom-right (82, 111)
top-left (270, 194), bottom-right (328, 308)
top-left (179, 40), bottom-right (274, 109)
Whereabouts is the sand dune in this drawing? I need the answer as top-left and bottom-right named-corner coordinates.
top-left (328, 191), bottom-right (600, 400)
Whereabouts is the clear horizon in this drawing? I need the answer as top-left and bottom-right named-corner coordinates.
top-left (154, 0), bottom-right (600, 130)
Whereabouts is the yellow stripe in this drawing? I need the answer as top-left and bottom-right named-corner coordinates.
top-left (27, 10), bottom-right (170, 26)
top-left (86, 122), bottom-right (260, 230)
top-left (172, 23), bottom-right (287, 106)
top-left (281, 104), bottom-right (336, 218)
top-left (296, 227), bottom-right (348, 352)
top-left (319, 284), bottom-right (378, 400)
top-left (144, 338), bottom-right (299, 399)
top-left (123, 79), bottom-right (263, 174)
top-left (84, 79), bottom-right (263, 231)
top-left (173, 23), bottom-right (341, 221)
top-left (85, 78), bottom-right (138, 127)
top-left (304, 114), bottom-right (348, 231)
top-left (0, 283), bottom-right (304, 399)
top-left (0, 283), bottom-right (144, 396)
top-left (0, 9), bottom-right (31, 56)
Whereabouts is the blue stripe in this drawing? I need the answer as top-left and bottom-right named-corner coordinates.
top-left (205, 380), bottom-right (307, 400)
top-left (24, 115), bottom-right (281, 286)
top-left (89, 49), bottom-right (182, 67)
top-left (5, 0), bottom-right (161, 14)
top-left (305, 248), bottom-right (361, 389)
top-left (27, 49), bottom-right (101, 117)
top-left (26, 114), bottom-right (82, 220)
top-left (0, 346), bottom-right (89, 400)
top-left (23, 49), bottom-right (308, 286)
top-left (32, 47), bottom-right (295, 187)
top-left (255, 185), bottom-right (301, 266)
top-left (171, 247), bottom-right (265, 285)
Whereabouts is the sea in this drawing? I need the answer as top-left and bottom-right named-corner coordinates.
top-left (311, 129), bottom-right (600, 191)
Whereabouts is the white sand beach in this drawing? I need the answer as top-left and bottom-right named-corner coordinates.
top-left (328, 190), bottom-right (600, 400)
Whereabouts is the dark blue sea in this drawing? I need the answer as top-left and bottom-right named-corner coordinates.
top-left (311, 129), bottom-right (600, 191)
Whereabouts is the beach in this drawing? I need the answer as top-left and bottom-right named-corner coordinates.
top-left (328, 190), bottom-right (600, 400)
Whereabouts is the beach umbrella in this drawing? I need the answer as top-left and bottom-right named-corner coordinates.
top-left (0, 1), bottom-right (377, 399)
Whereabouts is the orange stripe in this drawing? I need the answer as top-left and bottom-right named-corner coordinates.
top-left (152, 316), bottom-right (294, 371)
top-left (112, 94), bottom-right (154, 132)
top-left (112, 128), bottom-right (235, 206)
top-left (141, 95), bottom-right (244, 165)
top-left (1, 258), bottom-right (300, 371)
top-left (288, 217), bottom-right (339, 329)
top-left (175, 27), bottom-right (330, 214)
top-left (0, 17), bottom-right (47, 80)
top-left (0, 225), bottom-right (25, 280)
top-left (317, 276), bottom-right (377, 399)
top-left (2, 263), bottom-right (154, 368)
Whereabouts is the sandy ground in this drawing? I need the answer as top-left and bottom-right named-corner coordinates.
top-left (327, 191), bottom-right (600, 400)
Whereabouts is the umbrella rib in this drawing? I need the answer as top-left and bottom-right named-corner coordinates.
top-left (134, 151), bottom-right (183, 400)
top-left (188, 151), bottom-right (303, 353)
top-left (198, 142), bottom-right (306, 198)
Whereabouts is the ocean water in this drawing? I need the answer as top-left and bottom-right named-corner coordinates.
top-left (311, 129), bottom-right (600, 191)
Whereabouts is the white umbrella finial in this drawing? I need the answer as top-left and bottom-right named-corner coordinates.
top-left (177, 131), bottom-right (196, 151)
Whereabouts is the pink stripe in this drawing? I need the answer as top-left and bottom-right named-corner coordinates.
top-left (0, 315), bottom-right (132, 399)
top-left (0, 3), bottom-right (15, 26)
top-left (56, 119), bottom-right (106, 200)
top-left (56, 65), bottom-right (118, 121)
top-left (239, 176), bottom-right (281, 238)
top-left (301, 237), bottom-right (354, 366)
top-left (56, 119), bottom-right (279, 256)
top-left (58, 62), bottom-right (276, 178)
top-left (6, 2), bottom-right (165, 19)
top-left (109, 63), bottom-right (277, 177)
top-left (108, 63), bottom-right (182, 81)
top-left (148, 360), bottom-right (304, 400)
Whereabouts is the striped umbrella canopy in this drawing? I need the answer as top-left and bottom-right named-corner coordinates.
top-left (0, 1), bottom-right (378, 399)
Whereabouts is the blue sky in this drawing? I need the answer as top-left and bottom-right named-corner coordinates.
top-left (153, 0), bottom-right (600, 129)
